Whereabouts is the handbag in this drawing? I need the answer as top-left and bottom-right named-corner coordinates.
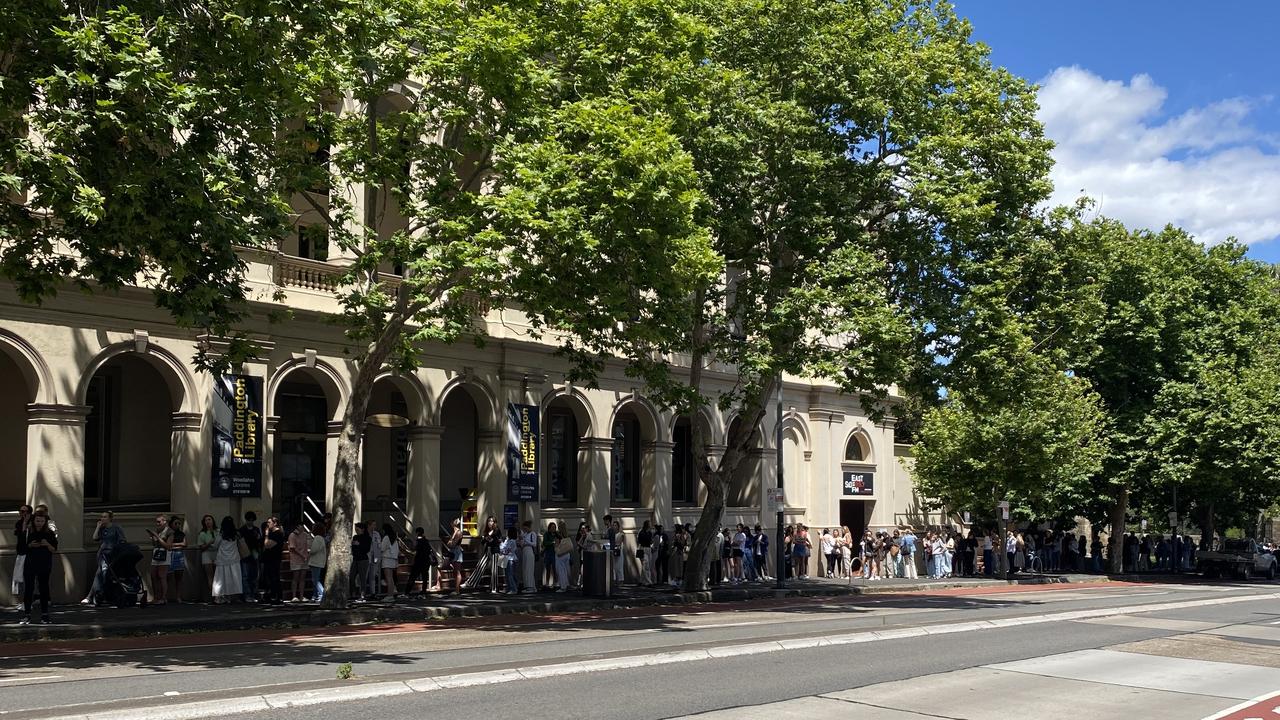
top-left (635, 548), bottom-right (644, 560)
top-left (11, 554), bottom-right (25, 594)
top-left (236, 537), bottom-right (250, 559)
top-left (151, 546), bottom-right (167, 563)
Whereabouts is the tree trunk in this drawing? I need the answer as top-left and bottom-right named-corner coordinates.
top-left (1106, 485), bottom-right (1128, 574)
top-left (681, 476), bottom-right (726, 591)
top-left (1200, 502), bottom-right (1216, 551)
top-left (681, 376), bottom-right (776, 592)
top-left (320, 330), bottom-right (399, 609)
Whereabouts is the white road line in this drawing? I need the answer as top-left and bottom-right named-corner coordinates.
top-left (31, 590), bottom-right (1280, 720)
top-left (0, 675), bottom-right (61, 683)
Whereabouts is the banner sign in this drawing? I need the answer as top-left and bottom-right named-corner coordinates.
top-left (212, 374), bottom-right (263, 497)
top-left (507, 403), bottom-right (539, 501)
top-left (842, 470), bottom-right (874, 496)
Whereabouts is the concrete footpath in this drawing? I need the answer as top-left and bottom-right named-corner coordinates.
top-left (2, 572), bottom-right (1180, 642)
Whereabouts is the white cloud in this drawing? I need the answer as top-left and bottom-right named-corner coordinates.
top-left (1037, 66), bottom-right (1280, 248)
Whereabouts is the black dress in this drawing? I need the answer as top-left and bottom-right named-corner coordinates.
top-left (19, 525), bottom-right (58, 618)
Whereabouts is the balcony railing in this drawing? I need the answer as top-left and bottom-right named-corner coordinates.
top-left (274, 254), bottom-right (403, 293)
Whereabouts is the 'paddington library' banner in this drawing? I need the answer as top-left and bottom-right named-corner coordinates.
top-left (212, 374), bottom-right (264, 497)
top-left (507, 403), bottom-right (539, 502)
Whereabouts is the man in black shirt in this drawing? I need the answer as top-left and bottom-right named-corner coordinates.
top-left (260, 516), bottom-right (286, 604)
top-left (351, 523), bottom-right (372, 600)
top-left (239, 512), bottom-right (262, 602)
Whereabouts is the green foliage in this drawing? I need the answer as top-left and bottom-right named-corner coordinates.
top-left (336, 662), bottom-right (353, 680)
top-left (1, 0), bottom-right (317, 366)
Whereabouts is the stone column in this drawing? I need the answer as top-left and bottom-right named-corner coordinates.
top-left (647, 440), bottom-right (674, 526)
top-left (27, 404), bottom-right (90, 601)
top-left (476, 428), bottom-right (507, 526)
top-left (752, 447), bottom-right (777, 530)
top-left (406, 425), bottom-right (443, 534)
top-left (169, 412), bottom-right (204, 519)
top-left (258, 416), bottom-right (279, 520)
top-left (582, 437), bottom-right (613, 529)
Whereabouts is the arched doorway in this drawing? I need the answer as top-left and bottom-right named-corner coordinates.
top-left (439, 387), bottom-right (479, 530)
top-left (0, 349), bottom-right (33, 506)
top-left (362, 378), bottom-right (419, 524)
top-left (725, 416), bottom-right (761, 507)
top-left (272, 373), bottom-right (332, 522)
top-left (83, 354), bottom-right (176, 511)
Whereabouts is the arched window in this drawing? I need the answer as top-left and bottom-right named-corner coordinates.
top-left (845, 433), bottom-right (866, 462)
top-left (546, 408), bottom-right (578, 503)
top-left (671, 417), bottom-right (696, 504)
top-left (611, 412), bottom-right (641, 504)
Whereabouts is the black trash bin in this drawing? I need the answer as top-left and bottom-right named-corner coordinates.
top-left (582, 548), bottom-right (612, 597)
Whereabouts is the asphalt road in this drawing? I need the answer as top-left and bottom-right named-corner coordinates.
top-left (4, 580), bottom-right (1278, 720)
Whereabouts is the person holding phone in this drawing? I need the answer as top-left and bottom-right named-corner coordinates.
top-left (147, 514), bottom-right (174, 605)
top-left (19, 510), bottom-right (58, 624)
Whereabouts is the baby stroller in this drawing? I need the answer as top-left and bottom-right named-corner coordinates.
top-left (101, 543), bottom-right (145, 608)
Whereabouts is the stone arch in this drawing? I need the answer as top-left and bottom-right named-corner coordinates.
top-left (265, 358), bottom-right (348, 422)
top-left (434, 375), bottom-right (499, 431)
top-left (76, 340), bottom-right (197, 414)
top-left (844, 427), bottom-right (873, 463)
top-left (371, 370), bottom-right (429, 425)
top-left (0, 328), bottom-right (54, 404)
top-left (539, 385), bottom-right (596, 436)
top-left (607, 394), bottom-right (660, 444)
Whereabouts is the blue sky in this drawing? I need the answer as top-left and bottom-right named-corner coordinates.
top-left (954, 2), bottom-right (1280, 263)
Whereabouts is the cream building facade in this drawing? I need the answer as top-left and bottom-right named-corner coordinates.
top-left (0, 254), bottom-right (935, 602)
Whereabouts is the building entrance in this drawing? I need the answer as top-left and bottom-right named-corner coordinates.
top-left (840, 499), bottom-right (870, 541)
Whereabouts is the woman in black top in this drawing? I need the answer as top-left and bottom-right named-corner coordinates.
top-left (19, 511), bottom-right (58, 624)
top-left (482, 516), bottom-right (502, 592)
top-left (260, 516), bottom-right (285, 604)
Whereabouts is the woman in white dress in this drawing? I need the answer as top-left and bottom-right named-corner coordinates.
top-left (212, 516), bottom-right (243, 603)
top-left (518, 520), bottom-right (538, 593)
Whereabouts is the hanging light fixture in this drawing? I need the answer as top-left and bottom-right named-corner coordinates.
top-left (365, 413), bottom-right (410, 428)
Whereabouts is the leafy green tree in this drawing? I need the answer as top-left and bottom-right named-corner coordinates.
top-left (1, 0), bottom-right (318, 361)
top-left (658, 0), bottom-right (1055, 590)
top-left (289, 0), bottom-right (719, 607)
top-left (1140, 244), bottom-right (1280, 546)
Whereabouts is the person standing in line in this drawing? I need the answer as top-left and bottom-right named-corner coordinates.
top-left (500, 527), bottom-right (519, 594)
top-left (403, 527), bottom-right (431, 596)
top-left (982, 530), bottom-right (994, 577)
top-left (239, 512), bottom-right (261, 602)
top-left (819, 529), bottom-right (836, 579)
top-left (733, 524), bottom-right (749, 583)
top-left (366, 521), bottom-right (383, 599)
top-left (902, 528), bottom-right (918, 580)
top-left (707, 526), bottom-right (724, 586)
top-left (637, 521), bottom-right (655, 586)
top-left (286, 520), bottom-right (310, 601)
top-left (572, 522), bottom-right (591, 589)
top-left (519, 520), bottom-right (538, 593)
top-left (212, 516), bottom-right (243, 604)
top-left (611, 520), bottom-right (626, 585)
top-left (789, 525), bottom-right (807, 579)
top-left (482, 516), bottom-right (502, 593)
top-left (554, 531), bottom-right (572, 592)
top-left (350, 523), bottom-right (371, 600)
top-left (308, 521), bottom-right (327, 601)
top-left (147, 513), bottom-right (174, 605)
top-left (445, 518), bottom-right (464, 596)
top-left (380, 524), bottom-right (401, 599)
top-left (753, 525), bottom-right (770, 582)
top-left (671, 525), bottom-right (688, 587)
top-left (196, 515), bottom-right (219, 603)
top-left (654, 524), bottom-right (670, 586)
top-left (83, 510), bottom-right (125, 606)
top-left (11, 504), bottom-right (32, 606)
top-left (541, 521), bottom-right (560, 591)
top-left (167, 516), bottom-right (187, 602)
top-left (18, 510), bottom-right (57, 624)
top-left (259, 516), bottom-right (285, 604)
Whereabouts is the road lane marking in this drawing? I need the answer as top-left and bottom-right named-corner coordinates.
top-left (0, 675), bottom-right (61, 683)
top-left (28, 591), bottom-right (1280, 720)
